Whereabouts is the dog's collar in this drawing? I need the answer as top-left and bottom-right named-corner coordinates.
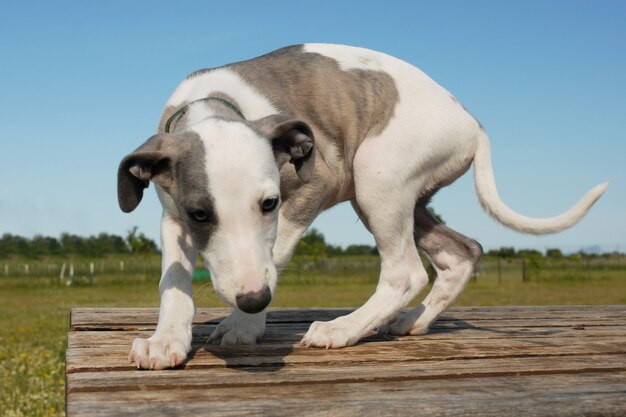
top-left (164, 96), bottom-right (246, 133)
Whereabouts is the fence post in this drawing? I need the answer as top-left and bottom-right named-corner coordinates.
top-left (521, 258), bottom-right (527, 283)
top-left (4, 264), bottom-right (8, 276)
top-left (497, 257), bottom-right (502, 286)
top-left (60, 263), bottom-right (66, 285)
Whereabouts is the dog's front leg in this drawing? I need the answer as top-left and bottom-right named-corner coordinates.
top-left (128, 215), bottom-right (196, 369)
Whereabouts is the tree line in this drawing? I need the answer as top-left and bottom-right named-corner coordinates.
top-left (295, 228), bottom-right (378, 257)
top-left (0, 227), bottom-right (158, 258)
top-left (0, 207), bottom-right (443, 259)
top-left (0, 227), bottom-right (374, 259)
top-left (296, 231), bottom-right (620, 260)
top-left (484, 247), bottom-right (618, 260)
top-left (1, 226), bottom-right (617, 260)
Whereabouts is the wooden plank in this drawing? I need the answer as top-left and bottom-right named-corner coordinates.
top-left (66, 306), bottom-right (626, 416)
top-left (66, 335), bottom-right (626, 373)
top-left (70, 305), bottom-right (626, 328)
top-left (70, 306), bottom-right (626, 332)
top-left (67, 354), bottom-right (626, 393)
top-left (67, 324), bottom-right (626, 349)
top-left (67, 372), bottom-right (626, 417)
top-left (70, 317), bottom-right (625, 333)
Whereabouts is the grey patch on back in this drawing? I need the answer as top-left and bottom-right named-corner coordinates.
top-left (166, 46), bottom-right (401, 229)
top-left (192, 45), bottom-right (400, 162)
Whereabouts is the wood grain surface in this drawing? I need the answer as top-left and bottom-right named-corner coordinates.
top-left (66, 306), bottom-right (626, 416)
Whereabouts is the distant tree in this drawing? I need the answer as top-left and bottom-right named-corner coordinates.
top-left (126, 227), bottom-right (158, 254)
top-left (14, 235), bottom-right (31, 257)
top-left (326, 244), bottom-right (345, 256)
top-left (30, 235), bottom-right (62, 257)
top-left (0, 231), bottom-right (151, 258)
top-left (567, 252), bottom-right (582, 262)
top-left (84, 235), bottom-right (101, 257)
top-left (294, 228), bottom-right (328, 258)
top-left (0, 234), bottom-right (8, 257)
top-left (294, 229), bottom-right (380, 257)
top-left (60, 233), bottom-right (86, 256)
top-left (518, 249), bottom-right (543, 259)
top-left (97, 233), bottom-right (129, 254)
top-left (0, 234), bottom-right (30, 257)
top-left (487, 246), bottom-right (517, 258)
top-left (546, 248), bottom-right (564, 260)
top-left (344, 244), bottom-right (378, 256)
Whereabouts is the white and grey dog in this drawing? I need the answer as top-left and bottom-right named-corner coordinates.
top-left (118, 44), bottom-right (607, 369)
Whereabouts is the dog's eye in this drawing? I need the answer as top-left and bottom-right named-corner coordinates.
top-left (189, 210), bottom-right (210, 222)
top-left (261, 197), bottom-right (279, 213)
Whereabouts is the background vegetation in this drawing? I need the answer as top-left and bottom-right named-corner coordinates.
top-left (1, 227), bottom-right (624, 416)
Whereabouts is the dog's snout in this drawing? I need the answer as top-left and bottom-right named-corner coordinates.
top-left (236, 286), bottom-right (272, 314)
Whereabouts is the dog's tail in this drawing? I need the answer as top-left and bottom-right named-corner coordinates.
top-left (472, 129), bottom-right (608, 234)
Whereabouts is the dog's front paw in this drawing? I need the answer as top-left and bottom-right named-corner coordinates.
top-left (128, 329), bottom-right (191, 370)
top-left (207, 309), bottom-right (266, 346)
top-left (300, 317), bottom-right (360, 349)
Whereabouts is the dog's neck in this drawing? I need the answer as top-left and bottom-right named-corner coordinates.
top-left (166, 94), bottom-right (245, 133)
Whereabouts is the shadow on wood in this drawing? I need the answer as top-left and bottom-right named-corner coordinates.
top-left (186, 314), bottom-right (295, 373)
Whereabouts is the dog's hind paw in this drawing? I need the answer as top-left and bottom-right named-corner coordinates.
top-left (128, 331), bottom-right (190, 370)
top-left (384, 307), bottom-right (430, 336)
top-left (207, 309), bottom-right (266, 346)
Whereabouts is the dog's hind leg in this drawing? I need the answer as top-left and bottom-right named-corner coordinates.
top-left (301, 141), bottom-right (430, 348)
top-left (388, 203), bottom-right (482, 335)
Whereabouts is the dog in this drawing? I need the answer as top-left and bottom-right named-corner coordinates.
top-left (118, 44), bottom-right (608, 369)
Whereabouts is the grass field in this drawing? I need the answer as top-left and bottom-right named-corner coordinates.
top-left (1, 255), bottom-right (625, 416)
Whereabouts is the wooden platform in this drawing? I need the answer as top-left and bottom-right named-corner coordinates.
top-left (66, 306), bottom-right (626, 416)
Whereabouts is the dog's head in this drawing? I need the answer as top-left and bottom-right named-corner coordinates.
top-left (117, 116), bottom-right (315, 313)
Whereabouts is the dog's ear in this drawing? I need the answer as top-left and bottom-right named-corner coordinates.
top-left (252, 115), bottom-right (315, 183)
top-left (117, 134), bottom-right (177, 213)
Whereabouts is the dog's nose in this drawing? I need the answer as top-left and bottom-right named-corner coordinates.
top-left (236, 286), bottom-right (272, 314)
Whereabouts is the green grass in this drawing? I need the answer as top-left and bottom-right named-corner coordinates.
top-left (1, 256), bottom-right (625, 416)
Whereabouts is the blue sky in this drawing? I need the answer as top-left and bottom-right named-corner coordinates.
top-left (0, 1), bottom-right (624, 253)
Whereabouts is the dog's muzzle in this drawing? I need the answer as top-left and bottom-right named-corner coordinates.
top-left (236, 286), bottom-right (272, 314)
